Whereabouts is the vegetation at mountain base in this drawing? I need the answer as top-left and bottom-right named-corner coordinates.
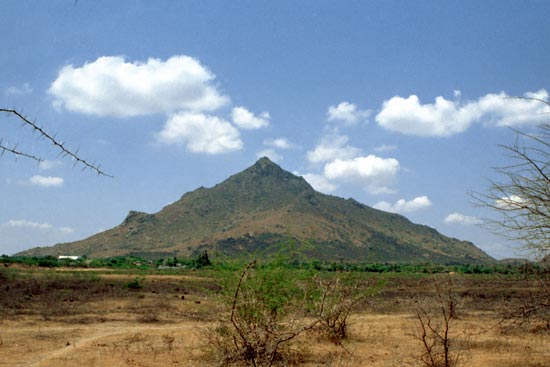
top-left (0, 253), bottom-right (545, 275)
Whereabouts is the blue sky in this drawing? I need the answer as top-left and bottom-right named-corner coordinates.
top-left (1, 1), bottom-right (550, 259)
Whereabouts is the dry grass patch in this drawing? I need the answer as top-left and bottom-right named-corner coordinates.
top-left (1, 268), bottom-right (549, 366)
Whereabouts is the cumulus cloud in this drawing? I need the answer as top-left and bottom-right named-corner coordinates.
top-left (375, 89), bottom-right (550, 137)
top-left (376, 95), bottom-right (479, 136)
top-left (29, 175), bottom-right (64, 188)
top-left (256, 149), bottom-right (283, 163)
top-left (324, 155), bottom-right (400, 194)
top-left (264, 137), bottom-right (293, 150)
top-left (444, 212), bottom-right (483, 225)
top-left (5, 82), bottom-right (32, 95)
top-left (232, 106), bottom-right (270, 129)
top-left (476, 90), bottom-right (550, 127)
top-left (157, 112), bottom-right (242, 154)
top-left (5, 219), bottom-right (52, 230)
top-left (327, 102), bottom-right (371, 125)
top-left (48, 55), bottom-right (229, 117)
top-left (307, 135), bottom-right (361, 164)
top-left (374, 196), bottom-right (432, 214)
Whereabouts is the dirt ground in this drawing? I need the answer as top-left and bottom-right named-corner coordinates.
top-left (2, 313), bottom-right (549, 366)
top-left (0, 268), bottom-right (549, 366)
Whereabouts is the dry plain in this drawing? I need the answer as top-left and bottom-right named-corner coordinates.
top-left (0, 266), bottom-right (548, 367)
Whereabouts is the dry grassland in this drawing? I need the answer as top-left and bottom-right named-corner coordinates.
top-left (0, 267), bottom-right (548, 366)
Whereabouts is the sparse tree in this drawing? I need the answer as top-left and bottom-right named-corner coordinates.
top-left (474, 97), bottom-right (550, 334)
top-left (474, 98), bottom-right (550, 257)
top-left (0, 108), bottom-right (110, 176)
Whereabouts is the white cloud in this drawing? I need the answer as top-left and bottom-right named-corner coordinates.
top-left (29, 175), bottom-right (64, 187)
top-left (307, 135), bottom-right (361, 164)
top-left (375, 89), bottom-right (550, 137)
top-left (256, 149), bottom-right (283, 163)
top-left (444, 212), bottom-right (483, 225)
top-left (476, 90), bottom-right (550, 127)
top-left (38, 160), bottom-right (62, 170)
top-left (5, 219), bottom-right (52, 230)
top-left (3, 220), bottom-right (75, 235)
top-left (324, 155), bottom-right (400, 194)
top-left (327, 102), bottom-right (371, 125)
top-left (5, 82), bottom-right (32, 95)
top-left (232, 106), bottom-right (270, 129)
top-left (264, 137), bottom-right (293, 149)
top-left (374, 196), bottom-right (432, 214)
top-left (376, 94), bottom-right (479, 137)
top-left (300, 173), bottom-right (338, 194)
top-left (157, 112), bottom-right (242, 154)
top-left (49, 55), bottom-right (229, 117)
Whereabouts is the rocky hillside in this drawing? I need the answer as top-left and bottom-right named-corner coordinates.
top-left (20, 157), bottom-right (494, 264)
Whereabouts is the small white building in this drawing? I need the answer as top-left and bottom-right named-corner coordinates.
top-left (58, 255), bottom-right (80, 260)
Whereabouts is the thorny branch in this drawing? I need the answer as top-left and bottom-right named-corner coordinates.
top-left (0, 108), bottom-right (112, 177)
top-left (0, 139), bottom-right (43, 162)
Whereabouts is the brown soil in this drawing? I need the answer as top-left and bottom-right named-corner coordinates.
top-left (0, 269), bottom-right (549, 366)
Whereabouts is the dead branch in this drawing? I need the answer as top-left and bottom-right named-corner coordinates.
top-left (0, 139), bottom-right (43, 162)
top-left (412, 277), bottom-right (461, 367)
top-left (473, 119), bottom-right (550, 256)
top-left (1, 108), bottom-right (112, 177)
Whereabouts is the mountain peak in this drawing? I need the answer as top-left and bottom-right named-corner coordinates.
top-left (256, 156), bottom-right (276, 166)
top-left (248, 157), bottom-right (285, 176)
top-left (222, 156), bottom-right (313, 196)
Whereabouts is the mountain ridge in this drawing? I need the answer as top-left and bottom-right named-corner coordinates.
top-left (19, 157), bottom-right (494, 264)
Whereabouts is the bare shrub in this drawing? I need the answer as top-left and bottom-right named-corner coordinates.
top-left (314, 274), bottom-right (381, 345)
top-left (412, 277), bottom-right (462, 367)
top-left (162, 333), bottom-right (175, 353)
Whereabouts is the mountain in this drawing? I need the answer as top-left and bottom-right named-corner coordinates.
top-left (20, 157), bottom-right (494, 264)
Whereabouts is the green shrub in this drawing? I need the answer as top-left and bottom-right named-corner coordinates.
top-left (207, 261), bottom-right (322, 366)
